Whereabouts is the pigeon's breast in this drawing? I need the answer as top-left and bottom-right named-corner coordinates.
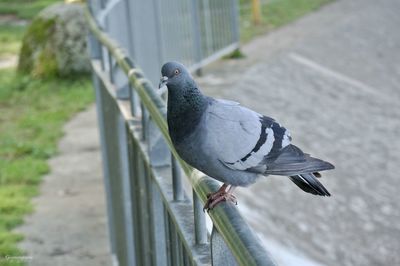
top-left (172, 113), bottom-right (210, 168)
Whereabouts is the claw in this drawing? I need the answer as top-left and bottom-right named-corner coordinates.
top-left (203, 184), bottom-right (237, 212)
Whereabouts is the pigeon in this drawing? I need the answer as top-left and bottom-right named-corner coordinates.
top-left (159, 61), bottom-right (334, 211)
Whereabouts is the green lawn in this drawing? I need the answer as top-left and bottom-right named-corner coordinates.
top-left (239, 0), bottom-right (332, 42)
top-left (0, 25), bottom-right (26, 58)
top-left (0, 0), bottom-right (61, 20)
top-left (0, 0), bottom-right (61, 58)
top-left (0, 69), bottom-right (93, 265)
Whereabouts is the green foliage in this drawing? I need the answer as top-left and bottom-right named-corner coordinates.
top-left (223, 49), bottom-right (246, 59)
top-left (0, 0), bottom-right (62, 20)
top-left (0, 68), bottom-right (94, 261)
top-left (239, 0), bottom-right (333, 42)
top-left (17, 18), bottom-right (58, 77)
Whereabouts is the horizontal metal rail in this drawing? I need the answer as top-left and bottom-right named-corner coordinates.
top-left (86, 6), bottom-right (275, 266)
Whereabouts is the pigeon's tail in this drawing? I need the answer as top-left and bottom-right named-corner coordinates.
top-left (263, 144), bottom-right (333, 196)
top-left (289, 173), bottom-right (331, 196)
top-left (264, 145), bottom-right (334, 176)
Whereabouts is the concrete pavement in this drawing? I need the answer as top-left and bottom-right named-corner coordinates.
top-left (16, 106), bottom-right (112, 266)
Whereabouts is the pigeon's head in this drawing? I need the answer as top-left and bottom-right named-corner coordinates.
top-left (159, 61), bottom-right (194, 90)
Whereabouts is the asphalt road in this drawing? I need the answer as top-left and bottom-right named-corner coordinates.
top-left (198, 0), bottom-right (400, 265)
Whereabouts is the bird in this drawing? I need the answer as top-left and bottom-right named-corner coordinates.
top-left (159, 61), bottom-right (334, 211)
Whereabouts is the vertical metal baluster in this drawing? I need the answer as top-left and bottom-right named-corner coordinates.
top-left (117, 114), bottom-right (136, 266)
top-left (177, 236), bottom-right (184, 266)
top-left (231, 0), bottom-right (240, 44)
top-left (92, 72), bottom-right (117, 262)
top-left (190, 0), bottom-right (203, 75)
top-left (106, 89), bottom-right (127, 265)
top-left (144, 162), bottom-right (160, 266)
top-left (220, 0), bottom-right (228, 49)
top-left (129, 84), bottom-right (138, 116)
top-left (100, 46), bottom-right (106, 70)
top-left (122, 0), bottom-right (136, 59)
top-left (164, 208), bottom-right (172, 266)
top-left (183, 246), bottom-right (189, 266)
top-left (108, 49), bottom-right (114, 83)
top-left (131, 147), bottom-right (144, 266)
top-left (152, 0), bottom-right (164, 66)
top-left (141, 104), bottom-right (148, 141)
top-left (138, 156), bottom-right (151, 266)
top-left (203, 0), bottom-right (213, 57)
top-left (87, 19), bottom-right (119, 262)
top-left (169, 218), bottom-right (179, 266)
top-left (171, 156), bottom-right (184, 201)
top-left (193, 191), bottom-right (208, 244)
top-left (150, 182), bottom-right (168, 266)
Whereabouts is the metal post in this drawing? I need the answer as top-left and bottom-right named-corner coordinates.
top-left (122, 0), bottom-right (136, 59)
top-left (190, 0), bottom-right (203, 76)
top-left (130, 146), bottom-right (144, 266)
top-left (141, 103), bottom-right (148, 141)
top-left (141, 81), bottom-right (170, 167)
top-left (193, 191), bottom-right (208, 244)
top-left (152, 0), bottom-right (164, 66)
top-left (203, 0), bottom-right (213, 57)
top-left (108, 49), bottom-right (114, 83)
top-left (169, 218), bottom-right (180, 266)
top-left (87, 19), bottom-right (118, 262)
top-left (129, 84), bottom-right (138, 116)
top-left (172, 156), bottom-right (184, 201)
top-left (87, 33), bottom-right (101, 60)
top-left (231, 0), bottom-right (240, 44)
top-left (150, 182), bottom-right (168, 266)
top-left (117, 114), bottom-right (136, 266)
top-left (92, 74), bottom-right (117, 260)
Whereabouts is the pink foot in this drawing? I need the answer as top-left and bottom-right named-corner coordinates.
top-left (203, 184), bottom-right (237, 212)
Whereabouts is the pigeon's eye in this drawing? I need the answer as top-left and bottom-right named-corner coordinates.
top-left (174, 69), bottom-right (180, 75)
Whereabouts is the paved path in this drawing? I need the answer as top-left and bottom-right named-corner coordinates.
top-left (0, 56), bottom-right (17, 69)
top-left (17, 106), bottom-right (112, 266)
top-left (197, 0), bottom-right (400, 265)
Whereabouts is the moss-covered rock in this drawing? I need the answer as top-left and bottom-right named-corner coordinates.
top-left (18, 3), bottom-right (90, 78)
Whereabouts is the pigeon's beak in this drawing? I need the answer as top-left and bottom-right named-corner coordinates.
top-left (159, 76), bottom-right (168, 89)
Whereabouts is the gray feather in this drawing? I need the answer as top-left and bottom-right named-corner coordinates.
top-left (289, 174), bottom-right (331, 196)
top-left (264, 144), bottom-right (334, 176)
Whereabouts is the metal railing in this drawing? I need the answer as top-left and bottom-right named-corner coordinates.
top-left (88, 0), bottom-right (239, 88)
top-left (86, 4), bottom-right (276, 266)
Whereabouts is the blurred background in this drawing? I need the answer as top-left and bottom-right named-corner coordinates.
top-left (0, 0), bottom-right (399, 265)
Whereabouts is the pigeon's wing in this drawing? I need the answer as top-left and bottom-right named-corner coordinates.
top-left (205, 99), bottom-right (292, 173)
top-left (264, 144), bottom-right (335, 175)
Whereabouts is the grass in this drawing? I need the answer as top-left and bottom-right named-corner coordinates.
top-left (0, 25), bottom-right (26, 58)
top-left (239, 0), bottom-right (332, 43)
top-left (0, 69), bottom-right (94, 265)
top-left (0, 0), bottom-right (61, 20)
top-left (0, 0), bottom-right (62, 57)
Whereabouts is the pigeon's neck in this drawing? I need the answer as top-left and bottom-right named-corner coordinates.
top-left (167, 85), bottom-right (208, 144)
